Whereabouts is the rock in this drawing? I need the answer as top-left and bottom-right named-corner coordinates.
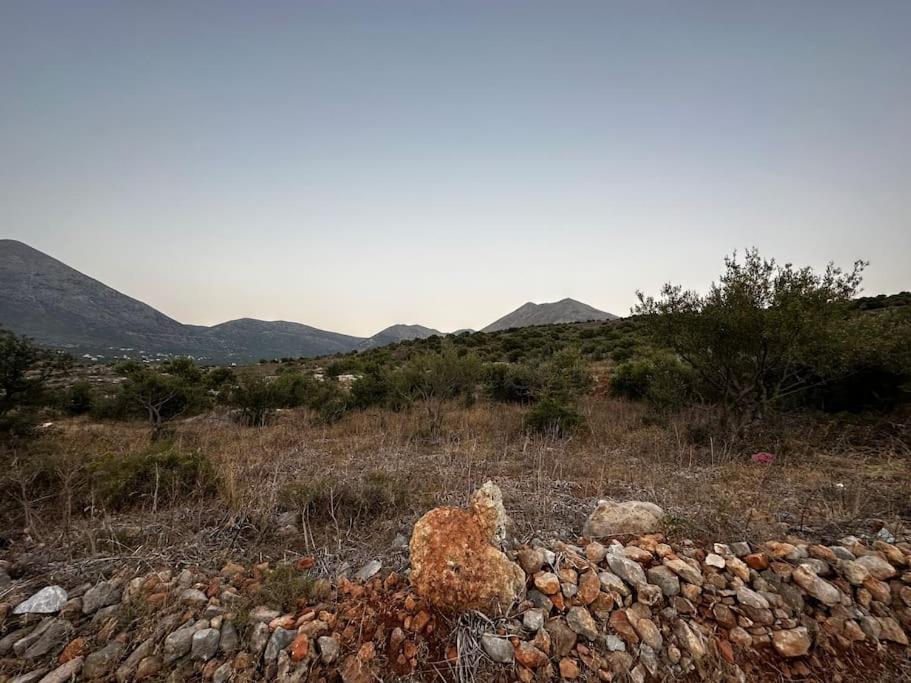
top-left (856, 554), bottom-right (898, 580)
top-left (546, 619), bottom-right (578, 657)
top-left (134, 656), bottom-right (161, 680)
top-left (566, 606), bottom-right (598, 640)
top-left (729, 626), bottom-right (752, 647)
top-left (82, 582), bottom-right (121, 614)
top-left (249, 605), bottom-right (281, 623)
top-left (647, 565), bottom-right (680, 596)
top-left (163, 626), bottom-right (195, 663)
top-left (598, 571), bottom-right (631, 597)
top-left (605, 552), bottom-right (647, 587)
top-left (558, 657), bottom-right (580, 679)
top-left (514, 641), bottom-right (548, 669)
top-left (219, 621), bottom-right (238, 654)
top-left (878, 617), bottom-right (908, 644)
top-left (37, 657), bottom-right (83, 683)
top-left (583, 500), bottom-right (665, 537)
top-left (354, 560), bottom-right (382, 582)
top-left (531, 571), bottom-right (558, 595)
top-left (115, 638), bottom-right (153, 683)
top-left (792, 565), bottom-right (842, 607)
top-left (604, 634), bottom-right (626, 651)
top-left (841, 560), bottom-right (871, 586)
top-left (318, 635), bottom-right (340, 664)
top-left (13, 587), bottom-right (68, 615)
top-left (409, 482), bottom-right (524, 615)
top-left (705, 553), bottom-right (725, 569)
top-left (10, 670), bottom-right (48, 683)
top-left (24, 620), bottom-right (73, 660)
top-left (663, 558), bottom-right (703, 586)
top-left (736, 586), bottom-right (770, 609)
top-left (191, 628), bottom-right (220, 661)
top-left (771, 627), bottom-right (811, 657)
top-left (637, 583), bottom-right (663, 606)
top-left (632, 617), bottom-right (663, 650)
top-left (481, 633), bottom-right (514, 663)
top-left (523, 608), bottom-right (546, 632)
top-left (289, 633), bottom-right (310, 662)
top-left (180, 588), bottom-right (208, 605)
top-left (577, 570), bottom-right (600, 605)
top-left (516, 547), bottom-right (546, 574)
top-left (585, 542), bottom-right (608, 563)
top-left (264, 627), bottom-right (296, 661)
top-left (83, 641), bottom-right (124, 679)
top-left (674, 620), bottom-right (706, 659)
top-left (213, 662), bottom-right (232, 683)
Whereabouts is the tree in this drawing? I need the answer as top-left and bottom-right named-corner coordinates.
top-left (634, 249), bottom-right (865, 434)
top-left (0, 328), bottom-right (64, 437)
top-left (116, 361), bottom-right (185, 439)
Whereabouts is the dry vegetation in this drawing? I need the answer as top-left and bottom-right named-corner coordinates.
top-left (6, 393), bottom-right (908, 586)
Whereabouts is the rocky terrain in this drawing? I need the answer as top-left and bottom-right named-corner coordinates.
top-left (1, 484), bottom-right (909, 682)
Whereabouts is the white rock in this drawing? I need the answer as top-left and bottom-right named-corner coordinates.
top-left (13, 587), bottom-right (68, 615)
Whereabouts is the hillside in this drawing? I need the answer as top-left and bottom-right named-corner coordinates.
top-left (0, 240), bottom-right (435, 361)
top-left (483, 298), bottom-right (617, 332)
top-left (359, 324), bottom-right (442, 350)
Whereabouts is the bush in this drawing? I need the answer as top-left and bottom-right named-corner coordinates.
top-left (611, 354), bottom-right (695, 412)
top-left (484, 363), bottom-right (543, 404)
top-left (63, 380), bottom-right (95, 415)
top-left (524, 393), bottom-right (584, 437)
top-left (89, 446), bottom-right (215, 511)
top-left (229, 375), bottom-right (280, 426)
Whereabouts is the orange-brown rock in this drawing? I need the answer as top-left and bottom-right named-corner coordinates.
top-left (290, 633), bottom-right (310, 662)
top-left (409, 482), bottom-right (524, 615)
top-left (58, 637), bottom-right (86, 664)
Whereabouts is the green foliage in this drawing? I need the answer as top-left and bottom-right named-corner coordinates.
top-left (89, 445), bottom-right (215, 511)
top-left (116, 360), bottom-right (207, 437)
top-left (611, 353), bottom-right (695, 412)
top-left (635, 249), bottom-right (866, 432)
top-left (63, 380), bottom-right (95, 415)
top-left (524, 393), bottom-right (584, 437)
top-left (229, 374), bottom-right (281, 426)
top-left (484, 363), bottom-right (543, 404)
top-left (0, 328), bottom-right (64, 439)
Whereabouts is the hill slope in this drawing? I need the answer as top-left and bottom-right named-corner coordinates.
top-left (482, 298), bottom-right (617, 332)
top-left (359, 324), bottom-right (442, 350)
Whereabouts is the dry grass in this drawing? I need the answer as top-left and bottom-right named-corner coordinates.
top-left (3, 397), bottom-right (909, 580)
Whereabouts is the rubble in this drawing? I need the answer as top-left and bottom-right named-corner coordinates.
top-left (0, 488), bottom-right (909, 682)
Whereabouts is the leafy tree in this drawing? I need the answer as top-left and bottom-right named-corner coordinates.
top-left (0, 329), bottom-right (64, 437)
top-left (229, 375), bottom-right (281, 426)
top-left (634, 249), bottom-right (865, 433)
top-left (116, 361), bottom-right (188, 439)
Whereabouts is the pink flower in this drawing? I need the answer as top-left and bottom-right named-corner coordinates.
top-left (751, 452), bottom-right (775, 464)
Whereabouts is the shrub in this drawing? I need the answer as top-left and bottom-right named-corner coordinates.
top-left (229, 375), bottom-right (280, 426)
top-left (524, 393), bottom-right (584, 437)
top-left (89, 446), bottom-right (215, 511)
top-left (611, 354), bottom-right (695, 412)
top-left (63, 380), bottom-right (95, 415)
top-left (484, 363), bottom-right (543, 404)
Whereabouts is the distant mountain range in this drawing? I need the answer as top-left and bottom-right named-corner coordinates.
top-left (0, 240), bottom-right (617, 361)
top-left (482, 298), bottom-right (617, 332)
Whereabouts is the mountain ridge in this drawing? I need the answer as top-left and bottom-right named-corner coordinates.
top-left (481, 297), bottom-right (617, 332)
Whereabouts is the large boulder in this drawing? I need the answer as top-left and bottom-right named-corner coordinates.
top-left (409, 482), bottom-right (524, 615)
top-left (583, 500), bottom-right (664, 538)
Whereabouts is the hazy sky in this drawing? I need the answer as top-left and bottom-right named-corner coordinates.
top-left (2, 1), bottom-right (910, 336)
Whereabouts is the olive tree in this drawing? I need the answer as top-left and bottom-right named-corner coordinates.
top-left (634, 249), bottom-right (865, 433)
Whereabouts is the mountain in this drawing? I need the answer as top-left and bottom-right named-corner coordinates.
top-left (0, 239), bottom-right (210, 355)
top-left (482, 298), bottom-right (617, 332)
top-left (0, 240), bottom-right (367, 361)
top-left (359, 324), bottom-right (442, 350)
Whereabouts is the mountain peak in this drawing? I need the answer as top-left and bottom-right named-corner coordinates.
top-left (482, 298), bottom-right (617, 333)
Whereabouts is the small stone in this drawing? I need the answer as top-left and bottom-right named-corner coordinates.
top-left (546, 618), bottom-right (578, 657)
top-left (212, 662), bottom-right (232, 683)
top-left (856, 555), bottom-right (897, 581)
top-left (83, 641), bottom-right (124, 679)
top-left (13, 587), bottom-right (68, 615)
top-left (82, 582), bottom-right (121, 615)
top-left (264, 627), bottom-right (296, 662)
top-left (180, 588), bottom-right (208, 605)
top-left (646, 566), bottom-right (680, 597)
top-left (729, 626), bottom-right (752, 647)
top-left (663, 558), bottom-right (703, 586)
top-left (514, 641), bottom-right (549, 669)
top-left (163, 627), bottom-right (195, 663)
top-left (24, 620), bottom-right (73, 660)
top-left (736, 586), bottom-right (770, 609)
top-left (318, 636), bottom-right (340, 664)
top-left (289, 633), bottom-right (310, 662)
top-left (605, 553), bottom-right (647, 587)
top-left (583, 500), bottom-right (665, 537)
top-left (37, 656), bottom-right (83, 683)
top-left (598, 571), bottom-right (631, 597)
top-left (534, 572), bottom-right (561, 595)
top-left (792, 565), bottom-right (842, 607)
top-left (674, 620), bottom-right (706, 659)
top-left (523, 608), bottom-right (546, 632)
top-left (559, 657), bottom-right (580, 679)
top-left (219, 621), bottom-right (238, 654)
top-left (516, 548), bottom-right (546, 574)
top-left (584, 542), bottom-right (608, 563)
top-left (771, 627), bottom-right (811, 657)
top-left (481, 634), bottom-right (514, 663)
top-left (134, 656), bottom-right (161, 680)
top-left (705, 553), bottom-right (725, 569)
top-left (354, 560), bottom-right (382, 582)
top-left (604, 634), bottom-right (626, 651)
top-left (566, 606), bottom-right (598, 640)
top-left (191, 628), bottom-right (220, 661)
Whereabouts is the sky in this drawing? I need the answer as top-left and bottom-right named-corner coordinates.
top-left (2, 1), bottom-right (910, 336)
